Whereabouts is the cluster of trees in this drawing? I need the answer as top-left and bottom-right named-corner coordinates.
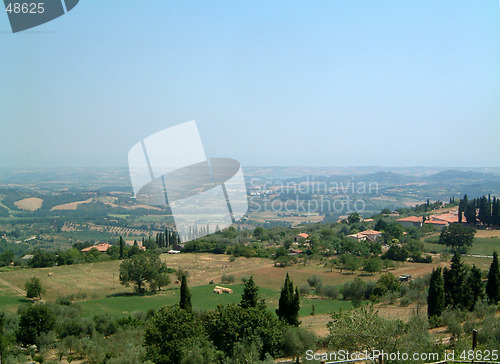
top-left (0, 250), bottom-right (14, 266)
top-left (302, 272), bottom-right (427, 311)
top-left (153, 229), bottom-right (181, 249)
top-left (20, 235), bottom-right (161, 270)
top-left (458, 194), bottom-right (500, 226)
top-left (427, 252), bottom-right (500, 322)
top-left (321, 239), bottom-right (431, 277)
top-left (327, 306), bottom-right (436, 357)
top-left (413, 199), bottom-right (444, 213)
top-left (382, 240), bottom-right (433, 263)
top-left (1, 301), bottom-right (151, 363)
top-left (142, 273), bottom-right (305, 363)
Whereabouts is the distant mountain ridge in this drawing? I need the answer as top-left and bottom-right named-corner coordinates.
top-left (243, 166), bottom-right (500, 179)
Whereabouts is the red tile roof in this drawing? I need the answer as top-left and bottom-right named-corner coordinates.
top-left (396, 216), bottom-right (423, 223)
top-left (430, 213), bottom-right (459, 224)
top-left (359, 230), bottom-right (382, 235)
top-left (425, 219), bottom-right (448, 225)
top-left (296, 233), bottom-right (309, 239)
top-left (81, 243), bottom-right (112, 252)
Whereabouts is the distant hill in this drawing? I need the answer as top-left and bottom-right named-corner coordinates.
top-left (425, 169), bottom-right (500, 184)
top-left (243, 166), bottom-right (500, 179)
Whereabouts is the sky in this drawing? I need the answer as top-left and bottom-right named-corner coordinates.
top-left (0, 0), bottom-right (499, 168)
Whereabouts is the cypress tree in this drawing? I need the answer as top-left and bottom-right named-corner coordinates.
top-left (277, 273), bottom-right (291, 322)
top-left (179, 275), bottom-right (192, 311)
top-left (465, 201), bottom-right (477, 225)
top-left (119, 236), bottom-right (124, 259)
top-left (276, 273), bottom-right (300, 326)
top-left (492, 198), bottom-right (500, 227)
top-left (467, 265), bottom-right (484, 310)
top-left (479, 196), bottom-right (491, 226)
top-left (427, 267), bottom-right (445, 318)
top-left (486, 252), bottom-right (500, 305)
top-left (240, 276), bottom-right (259, 309)
top-left (443, 253), bottom-right (467, 309)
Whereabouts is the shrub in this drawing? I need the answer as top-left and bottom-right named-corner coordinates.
top-left (442, 309), bottom-right (462, 338)
top-left (428, 315), bottom-right (442, 328)
top-left (320, 285), bottom-right (340, 300)
top-left (25, 276), bottom-right (43, 300)
top-left (93, 314), bottom-right (117, 336)
top-left (281, 326), bottom-right (318, 361)
top-left (298, 285), bottom-right (311, 296)
top-left (56, 296), bottom-right (72, 306)
top-left (342, 278), bottom-right (367, 307)
top-left (400, 295), bottom-right (411, 307)
top-left (306, 275), bottom-right (322, 289)
top-left (221, 273), bottom-right (234, 284)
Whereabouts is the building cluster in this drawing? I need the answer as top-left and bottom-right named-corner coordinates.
top-left (396, 207), bottom-right (460, 230)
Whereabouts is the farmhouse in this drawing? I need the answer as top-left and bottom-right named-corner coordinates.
top-left (294, 233), bottom-right (309, 242)
top-left (346, 232), bottom-right (368, 242)
top-left (358, 229), bottom-right (383, 241)
top-left (396, 216), bottom-right (424, 228)
top-left (424, 218), bottom-right (448, 230)
top-left (288, 248), bottom-right (303, 256)
top-left (346, 230), bottom-right (383, 242)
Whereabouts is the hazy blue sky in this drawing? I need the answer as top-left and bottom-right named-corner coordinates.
top-left (1, 1), bottom-right (499, 168)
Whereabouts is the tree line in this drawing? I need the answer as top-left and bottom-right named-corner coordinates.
top-left (427, 252), bottom-right (500, 323)
top-left (458, 194), bottom-right (500, 226)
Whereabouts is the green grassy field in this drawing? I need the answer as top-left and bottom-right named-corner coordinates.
top-left (422, 241), bottom-right (448, 254)
top-left (469, 237), bottom-right (500, 256)
top-left (108, 214), bottom-right (130, 219)
top-left (423, 236), bottom-right (500, 257)
top-left (0, 294), bottom-right (30, 312)
top-left (78, 283), bottom-right (354, 318)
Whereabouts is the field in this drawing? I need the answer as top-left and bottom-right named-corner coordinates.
top-left (0, 254), bottom-right (364, 336)
top-left (422, 232), bottom-right (500, 270)
top-left (77, 284), bottom-right (355, 319)
top-left (0, 253), bottom-right (445, 315)
top-left (14, 197), bottom-right (43, 211)
top-left (423, 235), bottom-right (500, 258)
top-left (475, 230), bottom-right (500, 238)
